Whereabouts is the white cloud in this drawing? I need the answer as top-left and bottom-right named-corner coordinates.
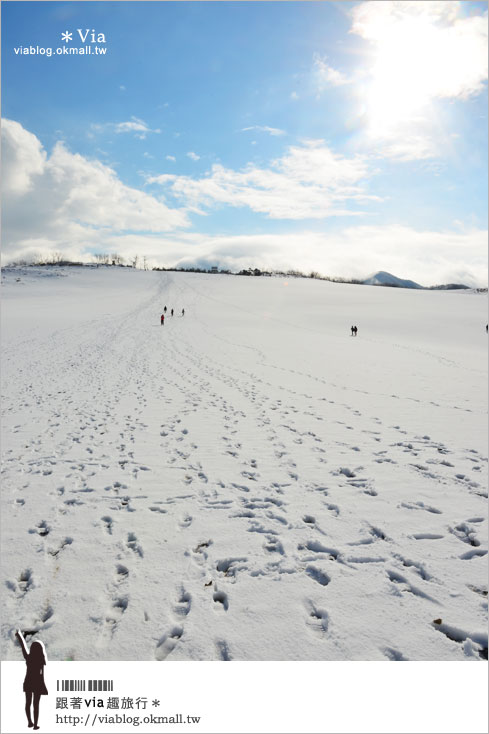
top-left (329, 223), bottom-right (488, 287)
top-left (119, 85), bottom-right (126, 91)
top-left (290, 91), bottom-right (299, 101)
top-left (90, 117), bottom-right (160, 140)
top-left (1, 119), bottom-right (46, 194)
top-left (1, 119), bottom-right (189, 262)
top-left (3, 121), bottom-right (485, 287)
top-left (241, 125), bottom-right (286, 136)
top-left (186, 225), bottom-right (487, 287)
top-left (186, 151), bottom-right (200, 161)
top-left (366, 127), bottom-right (439, 162)
top-left (149, 140), bottom-right (379, 220)
top-left (114, 117), bottom-right (161, 139)
top-left (349, 1), bottom-right (488, 159)
top-left (313, 54), bottom-right (350, 93)
top-left (85, 224), bottom-right (487, 287)
top-left (166, 155), bottom-right (176, 162)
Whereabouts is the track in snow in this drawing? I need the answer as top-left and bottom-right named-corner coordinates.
top-left (1, 268), bottom-right (487, 661)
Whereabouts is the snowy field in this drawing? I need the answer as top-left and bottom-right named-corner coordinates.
top-left (1, 266), bottom-right (487, 661)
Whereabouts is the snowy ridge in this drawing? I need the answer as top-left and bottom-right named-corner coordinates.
top-left (1, 268), bottom-right (487, 661)
top-left (363, 270), bottom-right (423, 289)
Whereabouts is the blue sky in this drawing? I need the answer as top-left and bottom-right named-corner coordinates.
top-left (2, 1), bottom-right (487, 284)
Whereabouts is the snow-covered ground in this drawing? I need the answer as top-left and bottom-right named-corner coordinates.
top-left (1, 266), bottom-right (487, 661)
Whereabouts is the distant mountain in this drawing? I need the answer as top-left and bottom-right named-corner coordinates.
top-left (363, 271), bottom-right (423, 289)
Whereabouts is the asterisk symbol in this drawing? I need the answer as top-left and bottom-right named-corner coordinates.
top-left (61, 31), bottom-right (72, 43)
top-left (152, 700), bottom-right (160, 707)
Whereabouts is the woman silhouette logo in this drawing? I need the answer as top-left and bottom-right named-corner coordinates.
top-left (15, 630), bottom-right (48, 730)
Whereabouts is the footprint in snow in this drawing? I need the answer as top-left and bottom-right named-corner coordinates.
top-left (449, 523), bottom-right (480, 547)
top-left (241, 471), bottom-right (259, 481)
top-left (213, 589), bottom-right (229, 611)
top-left (459, 548), bottom-right (487, 561)
top-left (386, 570), bottom-right (439, 604)
top-left (115, 564), bottom-right (129, 583)
top-left (263, 535), bottom-right (284, 555)
top-left (127, 532), bottom-right (143, 557)
top-left (29, 520), bottom-right (50, 537)
top-left (174, 588), bottom-right (191, 617)
top-left (383, 647), bottom-right (409, 661)
top-left (216, 557), bottom-right (248, 578)
top-left (305, 601), bottom-right (329, 635)
top-left (216, 639), bottom-right (232, 661)
top-left (6, 569), bottom-right (33, 597)
top-left (101, 516), bottom-right (113, 534)
top-left (149, 506), bottom-right (167, 514)
top-left (48, 537), bottom-right (73, 557)
top-left (305, 566), bottom-right (330, 586)
top-left (399, 501), bottom-right (442, 515)
top-left (155, 627), bottom-right (184, 660)
top-left (105, 596), bottom-right (128, 632)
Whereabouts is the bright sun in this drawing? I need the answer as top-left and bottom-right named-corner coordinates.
top-left (361, 9), bottom-right (482, 136)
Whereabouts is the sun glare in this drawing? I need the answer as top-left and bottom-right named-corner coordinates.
top-left (363, 13), bottom-right (466, 135)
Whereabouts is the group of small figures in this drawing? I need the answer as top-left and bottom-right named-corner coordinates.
top-left (350, 325), bottom-right (358, 336)
top-left (161, 306), bottom-right (184, 324)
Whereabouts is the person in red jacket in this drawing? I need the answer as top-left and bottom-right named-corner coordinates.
top-left (161, 314), bottom-right (165, 325)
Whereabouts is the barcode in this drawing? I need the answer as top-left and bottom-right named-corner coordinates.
top-left (57, 680), bottom-right (114, 692)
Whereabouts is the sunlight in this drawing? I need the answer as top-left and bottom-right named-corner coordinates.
top-left (364, 15), bottom-right (446, 133)
top-left (360, 8), bottom-right (484, 137)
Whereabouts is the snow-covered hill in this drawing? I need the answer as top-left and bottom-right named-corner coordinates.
top-left (1, 266), bottom-right (487, 661)
top-left (363, 270), bottom-right (423, 288)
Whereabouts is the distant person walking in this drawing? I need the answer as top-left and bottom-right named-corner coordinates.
top-left (353, 326), bottom-right (358, 336)
top-left (16, 630), bottom-right (48, 731)
top-left (164, 306), bottom-right (167, 313)
top-left (182, 308), bottom-right (185, 316)
top-left (171, 309), bottom-right (174, 317)
top-left (351, 326), bottom-right (355, 336)
top-left (161, 314), bottom-right (165, 326)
